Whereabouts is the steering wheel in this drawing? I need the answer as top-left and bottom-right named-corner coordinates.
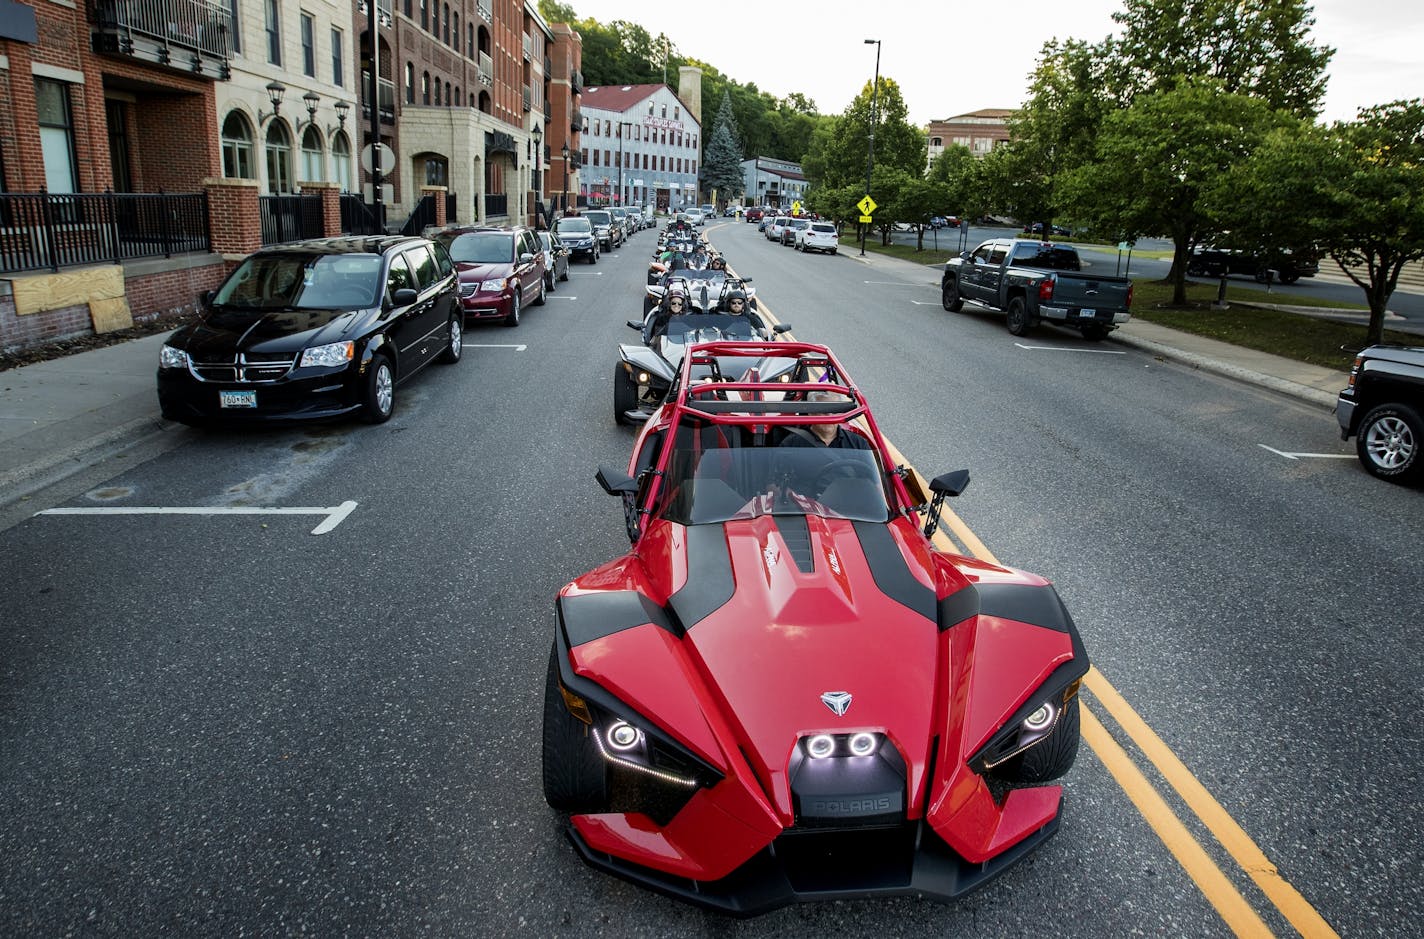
top-left (812, 458), bottom-right (877, 494)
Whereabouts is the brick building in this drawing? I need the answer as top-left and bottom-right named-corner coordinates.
top-left (544, 21), bottom-right (580, 214)
top-left (925, 109), bottom-right (1012, 164)
top-left (577, 68), bottom-right (702, 213)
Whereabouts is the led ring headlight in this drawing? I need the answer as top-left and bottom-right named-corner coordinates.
top-left (806, 734), bottom-right (836, 759)
top-left (607, 720), bottom-right (642, 751)
top-left (1023, 702), bottom-right (1057, 732)
top-left (848, 732), bottom-right (878, 757)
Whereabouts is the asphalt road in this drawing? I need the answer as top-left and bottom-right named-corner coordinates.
top-left (0, 220), bottom-right (1418, 936)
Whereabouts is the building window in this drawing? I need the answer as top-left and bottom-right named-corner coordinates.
top-left (221, 111), bottom-right (255, 179)
top-left (300, 13), bottom-right (315, 76)
top-left (332, 131), bottom-right (352, 192)
top-left (331, 28), bottom-right (344, 86)
top-left (660, 104), bottom-right (666, 118)
top-left (454, 86), bottom-right (461, 106)
top-left (301, 126), bottom-right (323, 182)
top-left (229, 0), bottom-right (241, 54)
top-left (265, 121), bottom-right (293, 193)
top-left (452, 13), bottom-right (458, 49)
top-left (673, 106), bottom-right (679, 120)
top-left (264, 0), bottom-right (281, 66)
top-left (467, 24), bottom-right (473, 57)
top-left (404, 0), bottom-right (411, 16)
top-left (442, 4), bottom-right (450, 43)
top-left (422, 72), bottom-right (430, 105)
top-left (444, 81), bottom-right (451, 105)
top-left (425, 157), bottom-right (447, 185)
top-left (35, 79), bottom-right (78, 194)
top-left (420, 0), bottom-right (428, 30)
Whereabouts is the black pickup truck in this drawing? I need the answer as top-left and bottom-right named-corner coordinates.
top-left (941, 239), bottom-right (1133, 340)
top-left (1336, 344), bottom-right (1424, 483)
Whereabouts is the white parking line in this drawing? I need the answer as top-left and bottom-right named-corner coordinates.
top-left (864, 280), bottom-right (930, 287)
top-left (1258, 444), bottom-right (1356, 461)
top-left (545, 295), bottom-right (579, 300)
top-left (464, 343), bottom-right (527, 351)
top-left (1013, 342), bottom-right (1126, 355)
top-left (36, 500), bottom-right (360, 535)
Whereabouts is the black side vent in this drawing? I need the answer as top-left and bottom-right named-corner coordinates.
top-left (776, 516), bottom-right (814, 572)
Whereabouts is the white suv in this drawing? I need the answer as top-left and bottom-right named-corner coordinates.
top-left (796, 221), bottom-right (839, 255)
top-left (683, 208), bottom-right (704, 226)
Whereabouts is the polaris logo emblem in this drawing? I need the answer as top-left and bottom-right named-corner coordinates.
top-left (821, 691), bottom-right (852, 716)
top-left (826, 549), bottom-right (841, 575)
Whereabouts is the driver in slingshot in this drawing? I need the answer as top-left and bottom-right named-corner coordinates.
top-left (778, 390), bottom-right (872, 450)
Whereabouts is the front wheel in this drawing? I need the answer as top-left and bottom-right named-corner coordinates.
top-left (1006, 297), bottom-right (1034, 336)
top-left (503, 290), bottom-right (521, 327)
top-left (437, 316), bottom-right (462, 364)
top-left (359, 355), bottom-right (395, 423)
top-left (542, 645), bottom-right (609, 812)
top-left (991, 695), bottom-right (1081, 786)
top-left (613, 363), bottom-right (638, 426)
top-left (942, 278), bottom-right (964, 312)
top-left (533, 276), bottom-right (547, 306)
top-left (1356, 402), bottom-right (1422, 483)
top-left (545, 270), bottom-right (556, 292)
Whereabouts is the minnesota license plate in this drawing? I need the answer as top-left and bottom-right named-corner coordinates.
top-left (219, 390), bottom-right (257, 409)
top-left (1079, 308), bottom-right (1098, 318)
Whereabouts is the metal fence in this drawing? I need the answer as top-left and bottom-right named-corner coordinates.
top-left (399, 195), bottom-right (436, 236)
top-left (0, 189), bottom-right (210, 274)
top-left (339, 193), bottom-right (384, 235)
top-left (258, 194), bottom-right (323, 245)
top-left (484, 193), bottom-right (508, 218)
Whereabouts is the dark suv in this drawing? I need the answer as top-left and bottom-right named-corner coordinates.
top-left (1337, 344), bottom-right (1424, 483)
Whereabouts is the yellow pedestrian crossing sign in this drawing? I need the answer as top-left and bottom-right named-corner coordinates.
top-left (791, 200), bottom-right (803, 215)
top-left (857, 195), bottom-right (877, 216)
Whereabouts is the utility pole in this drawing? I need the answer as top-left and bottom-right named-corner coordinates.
top-left (860, 38), bottom-right (881, 257)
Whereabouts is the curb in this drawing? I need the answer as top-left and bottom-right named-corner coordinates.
top-left (0, 413), bottom-right (176, 510)
top-left (1108, 332), bottom-right (1338, 409)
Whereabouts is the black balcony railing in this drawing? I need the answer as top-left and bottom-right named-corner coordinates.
top-left (258, 194), bottom-right (323, 245)
top-left (570, 109), bottom-right (582, 132)
top-left (0, 190), bottom-right (210, 274)
top-left (484, 193), bottom-right (508, 218)
top-left (340, 193), bottom-right (384, 235)
top-left (92, 0), bottom-right (233, 79)
top-left (570, 69), bottom-right (582, 93)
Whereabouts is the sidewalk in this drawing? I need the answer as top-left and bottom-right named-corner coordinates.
top-left (0, 268), bottom-right (1353, 507)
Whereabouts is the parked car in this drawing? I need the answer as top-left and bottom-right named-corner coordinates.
top-left (795, 220), bottom-right (840, 254)
top-left (583, 209), bottom-right (622, 250)
top-left (1336, 343), bottom-right (1424, 484)
top-left (682, 208), bottom-right (705, 226)
top-left (157, 236), bottom-right (461, 426)
top-left (537, 230), bottom-right (570, 289)
top-left (765, 216), bottom-right (791, 241)
top-left (930, 215), bottom-right (961, 229)
top-left (1023, 222), bottom-right (1072, 238)
top-left (745, 207), bottom-right (765, 222)
top-left (435, 225), bottom-right (547, 327)
top-left (780, 217), bottom-right (811, 246)
top-left (699, 203), bottom-right (715, 222)
top-left (942, 239), bottom-right (1133, 340)
top-left (554, 216), bottom-right (599, 264)
top-left (1186, 245), bottom-right (1320, 285)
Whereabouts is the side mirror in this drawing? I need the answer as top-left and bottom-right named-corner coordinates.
top-left (923, 469), bottom-right (971, 537)
top-left (199, 289), bottom-right (215, 307)
top-left (626, 320), bottom-right (643, 330)
top-left (960, 251), bottom-right (973, 261)
top-left (519, 252), bottom-right (536, 265)
top-left (596, 465), bottom-right (638, 495)
top-left (773, 323), bottom-right (792, 334)
top-left (391, 287), bottom-right (419, 306)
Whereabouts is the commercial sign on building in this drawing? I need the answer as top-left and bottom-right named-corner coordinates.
top-left (644, 116), bottom-right (685, 132)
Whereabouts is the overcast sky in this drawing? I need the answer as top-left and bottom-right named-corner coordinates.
top-left (562, 0), bottom-right (1423, 128)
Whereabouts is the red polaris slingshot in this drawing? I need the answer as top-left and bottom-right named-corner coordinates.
top-left (543, 341), bottom-right (1089, 915)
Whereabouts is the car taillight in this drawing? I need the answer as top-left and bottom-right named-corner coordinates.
top-left (1038, 278), bottom-right (1055, 302)
top-left (1126, 283), bottom-right (1134, 308)
top-left (1348, 355), bottom-right (1363, 387)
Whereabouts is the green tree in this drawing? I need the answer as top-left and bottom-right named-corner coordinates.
top-left (927, 145), bottom-right (979, 221)
top-left (806, 77), bottom-right (924, 194)
top-left (1208, 100), bottom-right (1424, 346)
top-left (1060, 80), bottom-right (1290, 303)
top-left (700, 123), bottom-right (745, 204)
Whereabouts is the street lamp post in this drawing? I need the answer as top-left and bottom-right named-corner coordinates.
top-left (617, 120), bottom-right (632, 209)
top-left (532, 124), bottom-right (543, 227)
top-left (560, 142), bottom-right (570, 214)
top-left (860, 38), bottom-right (881, 257)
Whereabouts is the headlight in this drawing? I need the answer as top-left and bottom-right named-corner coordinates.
top-left (159, 344), bottom-right (190, 369)
top-left (299, 340), bottom-right (355, 369)
top-left (479, 279), bottom-right (507, 293)
top-left (972, 679), bottom-right (1080, 772)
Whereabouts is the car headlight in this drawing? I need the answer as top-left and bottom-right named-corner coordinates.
top-left (299, 340), bottom-right (355, 369)
top-left (971, 679), bottom-right (1081, 772)
top-left (159, 344), bottom-right (190, 370)
top-left (479, 279), bottom-right (508, 293)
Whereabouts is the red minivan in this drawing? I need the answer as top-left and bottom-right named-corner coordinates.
top-left (434, 226), bottom-right (547, 327)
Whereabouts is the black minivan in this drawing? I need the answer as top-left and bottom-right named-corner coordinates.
top-left (157, 236), bottom-right (461, 425)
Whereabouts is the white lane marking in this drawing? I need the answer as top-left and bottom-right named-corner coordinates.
top-left (1013, 342), bottom-right (1126, 355)
top-left (545, 295), bottom-right (579, 300)
top-left (36, 500), bottom-right (360, 536)
top-left (464, 343), bottom-right (527, 351)
top-left (1258, 445), bottom-right (1355, 461)
top-left (864, 280), bottom-right (930, 287)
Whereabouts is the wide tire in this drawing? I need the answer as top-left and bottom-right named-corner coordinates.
top-left (437, 316), bottom-right (462, 364)
top-left (613, 364), bottom-right (638, 426)
top-left (545, 270), bottom-right (556, 292)
top-left (1356, 402), bottom-right (1422, 483)
top-left (503, 290), bottom-right (521, 327)
top-left (1006, 297), bottom-right (1033, 336)
top-left (534, 276), bottom-right (547, 306)
top-left (542, 645), bottom-right (609, 812)
top-left (359, 355), bottom-right (395, 423)
top-left (942, 278), bottom-right (964, 312)
top-left (993, 695), bottom-right (1081, 786)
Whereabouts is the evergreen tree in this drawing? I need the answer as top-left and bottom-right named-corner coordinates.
top-left (700, 122), bottom-right (745, 204)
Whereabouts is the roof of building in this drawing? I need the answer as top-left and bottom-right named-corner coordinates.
top-left (930, 108), bottom-right (1014, 124)
top-left (580, 83), bottom-right (694, 119)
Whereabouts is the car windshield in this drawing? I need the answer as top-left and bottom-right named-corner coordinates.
top-left (657, 430), bottom-right (890, 525)
top-left (556, 218), bottom-right (592, 234)
top-left (585, 211), bottom-right (612, 225)
top-left (1009, 244), bottom-right (1080, 270)
top-left (213, 254), bottom-right (383, 310)
top-left (441, 231), bottom-right (514, 264)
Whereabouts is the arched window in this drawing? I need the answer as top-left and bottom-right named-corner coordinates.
top-left (444, 81), bottom-right (451, 105)
top-left (300, 126), bottom-right (323, 182)
top-left (452, 13), bottom-right (458, 49)
top-left (332, 131), bottom-right (352, 192)
top-left (454, 86), bottom-right (461, 107)
top-left (221, 111), bottom-right (255, 179)
top-left (405, 62), bottom-right (415, 104)
top-left (264, 121), bottom-right (293, 193)
top-left (478, 90), bottom-right (491, 114)
top-left (403, 0), bottom-right (411, 16)
top-left (931, 136), bottom-right (942, 147)
top-left (467, 24), bottom-right (474, 57)
top-left (442, 4), bottom-right (450, 43)
top-left (432, 80), bottom-right (440, 106)
top-left (673, 106), bottom-right (679, 120)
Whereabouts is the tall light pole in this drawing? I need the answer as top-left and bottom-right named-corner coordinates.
top-left (860, 38), bottom-right (881, 257)
top-left (560, 142), bottom-right (570, 214)
top-left (531, 123), bottom-right (543, 227)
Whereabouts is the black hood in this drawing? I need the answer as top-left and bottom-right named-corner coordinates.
top-left (170, 305), bottom-right (370, 357)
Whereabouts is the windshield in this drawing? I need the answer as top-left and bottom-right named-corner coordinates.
top-left (556, 218), bottom-right (592, 235)
top-left (657, 433), bottom-right (890, 525)
top-left (662, 314), bottom-right (758, 343)
top-left (440, 231), bottom-right (514, 264)
top-left (585, 211), bottom-right (612, 226)
top-left (213, 254), bottom-right (383, 310)
top-left (1009, 244), bottom-right (1080, 270)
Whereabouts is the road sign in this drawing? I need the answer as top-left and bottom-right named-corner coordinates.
top-left (857, 195), bottom-right (877, 216)
top-left (791, 200), bottom-right (802, 215)
top-left (1117, 241), bottom-right (1135, 251)
top-left (859, 214), bottom-right (874, 224)
top-left (360, 143), bottom-right (395, 174)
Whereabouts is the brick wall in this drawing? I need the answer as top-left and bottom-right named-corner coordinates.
top-left (0, 293), bottom-right (90, 352)
top-left (203, 178), bottom-right (262, 256)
